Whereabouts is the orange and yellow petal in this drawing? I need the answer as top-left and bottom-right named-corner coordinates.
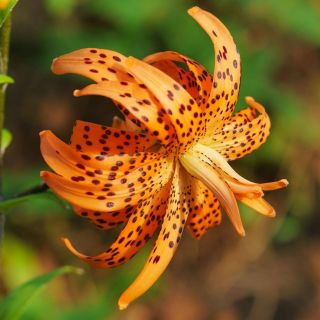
top-left (73, 205), bottom-right (134, 230)
top-left (74, 81), bottom-right (177, 150)
top-left (125, 56), bottom-right (206, 153)
top-left (63, 183), bottom-right (170, 268)
top-left (188, 7), bottom-right (241, 130)
top-left (118, 162), bottom-right (190, 309)
top-left (145, 51), bottom-right (212, 109)
top-left (51, 48), bottom-right (132, 83)
top-left (202, 97), bottom-right (271, 161)
top-left (40, 131), bottom-right (174, 211)
top-left (236, 196), bottom-right (276, 217)
top-left (192, 143), bottom-right (288, 196)
top-left (180, 151), bottom-right (245, 236)
top-left (187, 178), bottom-right (222, 240)
top-left (70, 120), bottom-right (156, 155)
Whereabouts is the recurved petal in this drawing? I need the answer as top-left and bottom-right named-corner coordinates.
top-left (188, 6), bottom-right (241, 129)
top-left (51, 48), bottom-right (132, 83)
top-left (180, 151), bottom-right (245, 236)
top-left (40, 130), bottom-right (165, 179)
top-left (118, 162), bottom-right (190, 310)
top-left (237, 196), bottom-right (276, 217)
top-left (73, 205), bottom-right (134, 230)
top-left (111, 116), bottom-right (141, 133)
top-left (148, 59), bottom-right (199, 101)
top-left (125, 56), bottom-right (206, 153)
top-left (74, 81), bottom-right (177, 150)
top-left (192, 143), bottom-right (288, 196)
top-left (187, 178), bottom-right (222, 240)
top-left (145, 51), bottom-right (212, 109)
top-left (203, 97), bottom-right (271, 161)
top-left (40, 131), bottom-right (174, 212)
top-left (70, 120), bottom-right (156, 154)
top-left (41, 157), bottom-right (172, 212)
top-left (63, 183), bottom-right (170, 268)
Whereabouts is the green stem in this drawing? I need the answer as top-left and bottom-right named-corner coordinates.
top-left (0, 14), bottom-right (11, 245)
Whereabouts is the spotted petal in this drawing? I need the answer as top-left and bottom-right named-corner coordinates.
top-left (187, 178), bottom-right (222, 240)
top-left (73, 205), bottom-right (134, 230)
top-left (70, 120), bottom-right (156, 154)
top-left (188, 6), bottom-right (241, 131)
top-left (40, 131), bottom-right (174, 212)
top-left (180, 151), bottom-right (245, 236)
top-left (145, 51), bottom-right (212, 109)
top-left (125, 56), bottom-right (206, 153)
top-left (202, 97), bottom-right (272, 160)
top-left (118, 162), bottom-right (190, 310)
top-left (51, 48), bottom-right (131, 83)
top-left (63, 183), bottom-right (170, 268)
top-left (74, 81), bottom-right (177, 150)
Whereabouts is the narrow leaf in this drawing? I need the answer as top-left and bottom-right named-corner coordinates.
top-left (0, 74), bottom-right (14, 84)
top-left (0, 266), bottom-right (84, 320)
top-left (0, 0), bottom-right (18, 28)
top-left (0, 191), bottom-right (67, 211)
top-left (1, 128), bottom-right (12, 155)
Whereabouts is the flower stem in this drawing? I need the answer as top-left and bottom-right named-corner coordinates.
top-left (0, 14), bottom-right (11, 245)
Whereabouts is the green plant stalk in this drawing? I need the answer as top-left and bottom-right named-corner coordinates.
top-left (0, 14), bottom-right (12, 245)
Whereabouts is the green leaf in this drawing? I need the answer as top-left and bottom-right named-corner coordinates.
top-left (44, 0), bottom-right (77, 18)
top-left (0, 191), bottom-right (66, 211)
top-left (0, 0), bottom-right (19, 28)
top-left (1, 128), bottom-right (12, 155)
top-left (0, 266), bottom-right (83, 320)
top-left (0, 74), bottom-right (14, 84)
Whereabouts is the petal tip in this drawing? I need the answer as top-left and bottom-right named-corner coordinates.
top-left (281, 179), bottom-right (289, 187)
top-left (118, 300), bottom-right (129, 311)
top-left (188, 6), bottom-right (201, 15)
top-left (63, 237), bottom-right (87, 259)
top-left (51, 57), bottom-right (63, 75)
top-left (39, 130), bottom-right (48, 137)
top-left (40, 171), bottom-right (49, 178)
top-left (245, 96), bottom-right (254, 103)
top-left (269, 210), bottom-right (276, 218)
top-left (73, 89), bottom-right (81, 97)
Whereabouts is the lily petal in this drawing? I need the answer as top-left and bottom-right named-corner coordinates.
top-left (74, 81), bottom-right (177, 150)
top-left (148, 59), bottom-right (200, 101)
top-left (40, 131), bottom-right (174, 211)
top-left (51, 48), bottom-right (132, 83)
top-left (180, 151), bottom-right (245, 236)
top-left (111, 116), bottom-right (141, 133)
top-left (118, 162), bottom-right (190, 309)
top-left (188, 6), bottom-right (241, 130)
top-left (63, 183), bottom-right (170, 268)
top-left (125, 56), bottom-right (205, 153)
top-left (192, 143), bottom-right (288, 194)
top-left (40, 130), bottom-right (165, 179)
top-left (187, 178), bottom-right (222, 240)
top-left (202, 97), bottom-right (272, 160)
top-left (237, 196), bottom-right (276, 218)
top-left (70, 120), bottom-right (156, 154)
top-left (73, 205), bottom-right (134, 230)
top-left (145, 51), bottom-right (212, 109)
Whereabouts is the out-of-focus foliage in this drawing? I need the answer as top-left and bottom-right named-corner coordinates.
top-left (1, 128), bottom-right (12, 156)
top-left (0, 0), bottom-right (18, 27)
top-left (1, 0), bottom-right (319, 319)
top-left (0, 266), bottom-right (83, 320)
top-left (0, 75), bottom-right (13, 84)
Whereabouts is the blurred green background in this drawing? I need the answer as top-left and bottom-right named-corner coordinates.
top-left (1, 0), bottom-right (320, 319)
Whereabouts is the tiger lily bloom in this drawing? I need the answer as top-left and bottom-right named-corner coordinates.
top-left (40, 6), bottom-right (288, 309)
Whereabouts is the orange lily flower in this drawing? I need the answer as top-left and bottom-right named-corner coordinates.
top-left (40, 6), bottom-right (288, 309)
